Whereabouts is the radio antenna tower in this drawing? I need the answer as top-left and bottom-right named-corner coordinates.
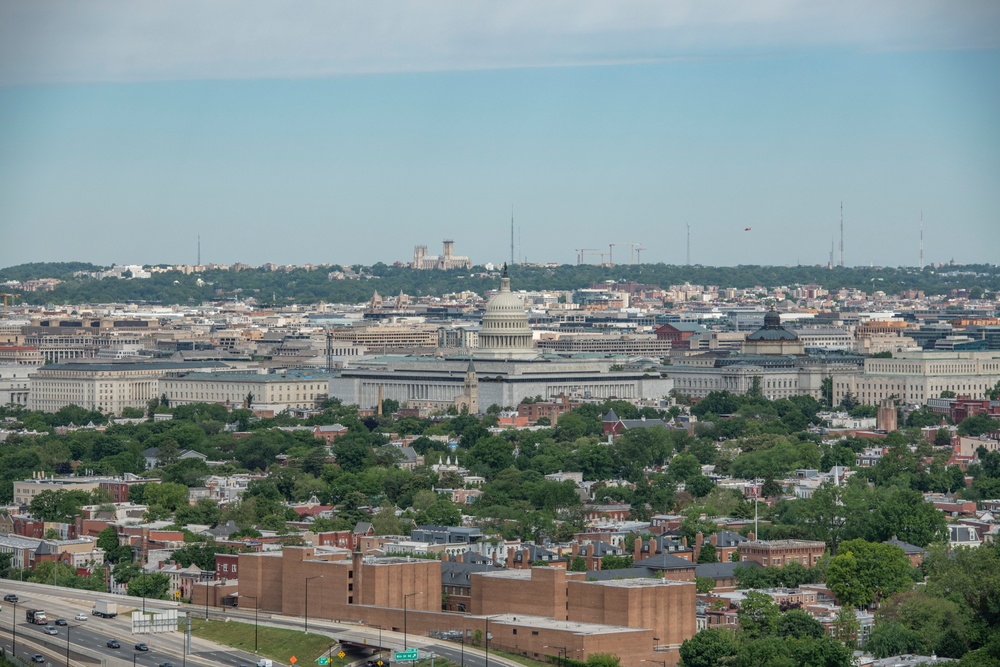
top-left (839, 202), bottom-right (844, 267)
top-left (197, 235), bottom-right (201, 266)
top-left (829, 237), bottom-right (834, 270)
top-left (919, 212), bottom-right (924, 270)
top-left (510, 205), bottom-right (515, 268)
top-left (686, 224), bottom-right (691, 266)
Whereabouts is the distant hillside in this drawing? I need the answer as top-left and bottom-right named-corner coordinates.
top-left (2, 261), bottom-right (998, 305)
top-left (0, 262), bottom-right (102, 282)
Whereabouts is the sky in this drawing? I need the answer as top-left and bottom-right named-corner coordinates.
top-left (1, 1), bottom-right (999, 270)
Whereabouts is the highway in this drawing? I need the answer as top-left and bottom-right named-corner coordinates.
top-left (0, 580), bottom-right (528, 667)
top-left (0, 580), bottom-right (260, 667)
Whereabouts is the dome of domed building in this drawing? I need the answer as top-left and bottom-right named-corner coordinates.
top-left (476, 264), bottom-right (537, 360)
top-left (742, 308), bottom-right (805, 354)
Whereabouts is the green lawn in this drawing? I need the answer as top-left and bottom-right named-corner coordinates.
top-left (190, 618), bottom-right (352, 667)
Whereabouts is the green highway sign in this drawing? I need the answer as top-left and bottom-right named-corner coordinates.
top-left (318, 658), bottom-right (329, 665)
top-left (394, 649), bottom-right (418, 661)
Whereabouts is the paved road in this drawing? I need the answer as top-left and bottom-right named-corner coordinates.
top-left (0, 581), bottom-right (261, 667)
top-left (0, 581), bottom-right (528, 667)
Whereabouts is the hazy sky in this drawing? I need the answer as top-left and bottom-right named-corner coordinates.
top-left (1, 1), bottom-right (998, 269)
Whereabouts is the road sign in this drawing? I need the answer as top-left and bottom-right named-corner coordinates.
top-left (290, 657), bottom-right (298, 665)
top-left (338, 652), bottom-right (346, 659)
top-left (318, 658), bottom-right (329, 665)
top-left (394, 649), bottom-right (418, 661)
top-left (377, 661), bottom-right (384, 666)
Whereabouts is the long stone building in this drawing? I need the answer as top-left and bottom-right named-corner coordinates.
top-left (159, 370), bottom-right (334, 413)
top-left (27, 360), bottom-right (227, 415)
top-left (832, 349), bottom-right (1000, 406)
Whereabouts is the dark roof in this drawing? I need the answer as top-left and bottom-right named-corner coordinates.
top-left (441, 560), bottom-right (504, 586)
top-left (715, 530), bottom-right (748, 548)
top-left (884, 538), bottom-right (924, 554)
top-left (579, 542), bottom-right (622, 558)
top-left (746, 309), bottom-right (798, 341)
top-left (633, 552), bottom-right (698, 570)
top-left (513, 544), bottom-right (561, 562)
top-left (205, 520), bottom-right (240, 539)
top-left (603, 409), bottom-right (619, 422)
top-left (695, 561), bottom-right (759, 579)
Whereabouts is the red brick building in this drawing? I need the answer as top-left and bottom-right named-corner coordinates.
top-left (737, 539), bottom-right (826, 568)
top-left (517, 395), bottom-right (581, 426)
top-left (653, 323), bottom-right (696, 347)
top-left (229, 547), bottom-right (697, 667)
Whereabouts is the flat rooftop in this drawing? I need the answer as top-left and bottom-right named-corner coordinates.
top-left (478, 614), bottom-right (646, 635)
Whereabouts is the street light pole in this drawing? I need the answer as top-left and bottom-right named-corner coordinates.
top-left (304, 575), bottom-right (323, 634)
top-left (544, 646), bottom-right (566, 667)
top-left (485, 617), bottom-right (490, 667)
top-left (65, 624), bottom-right (76, 667)
top-left (403, 593), bottom-right (417, 650)
top-left (244, 596), bottom-right (259, 653)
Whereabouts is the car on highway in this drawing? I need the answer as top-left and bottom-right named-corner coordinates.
top-left (135, 643), bottom-right (149, 652)
top-left (74, 613), bottom-right (87, 621)
top-left (158, 662), bottom-right (174, 667)
top-left (3, 594), bottom-right (18, 603)
top-left (54, 619), bottom-right (67, 626)
top-left (31, 655), bottom-right (45, 663)
top-left (43, 626), bottom-right (58, 635)
top-left (106, 639), bottom-right (121, 649)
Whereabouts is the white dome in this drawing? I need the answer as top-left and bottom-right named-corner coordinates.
top-left (476, 271), bottom-right (537, 360)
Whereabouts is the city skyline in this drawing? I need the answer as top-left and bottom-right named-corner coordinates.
top-left (1, 1), bottom-right (998, 269)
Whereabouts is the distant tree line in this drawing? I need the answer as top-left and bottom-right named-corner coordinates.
top-left (2, 261), bottom-right (998, 305)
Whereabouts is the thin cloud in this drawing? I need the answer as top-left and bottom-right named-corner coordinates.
top-left (0, 0), bottom-right (998, 85)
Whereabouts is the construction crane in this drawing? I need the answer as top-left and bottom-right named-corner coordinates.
top-left (608, 243), bottom-right (616, 268)
top-left (575, 249), bottom-right (598, 265)
top-left (634, 245), bottom-right (646, 265)
top-left (1, 293), bottom-right (20, 316)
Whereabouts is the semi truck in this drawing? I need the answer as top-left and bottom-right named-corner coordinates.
top-left (92, 600), bottom-right (118, 618)
top-left (25, 609), bottom-right (46, 624)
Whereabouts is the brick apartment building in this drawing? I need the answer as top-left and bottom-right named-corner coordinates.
top-left (517, 395), bottom-right (581, 426)
top-left (738, 539), bottom-right (827, 568)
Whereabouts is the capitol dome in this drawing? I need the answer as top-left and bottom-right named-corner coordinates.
top-left (476, 264), bottom-right (537, 360)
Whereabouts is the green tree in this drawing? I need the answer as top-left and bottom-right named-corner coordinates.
top-left (585, 654), bottom-right (620, 667)
top-left (29, 489), bottom-right (94, 522)
top-left (826, 539), bottom-right (911, 608)
top-left (738, 591), bottom-right (780, 640)
top-left (695, 576), bottom-right (715, 594)
top-left (686, 474), bottom-right (715, 498)
top-left (127, 572), bottom-right (171, 599)
top-left (831, 606), bottom-right (861, 649)
top-left (777, 609), bottom-right (826, 640)
top-left (865, 620), bottom-right (920, 659)
top-left (678, 629), bottom-right (739, 667)
top-left (697, 542), bottom-right (717, 564)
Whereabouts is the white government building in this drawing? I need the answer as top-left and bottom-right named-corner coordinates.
top-left (327, 267), bottom-right (674, 412)
top-left (832, 350), bottom-right (1000, 405)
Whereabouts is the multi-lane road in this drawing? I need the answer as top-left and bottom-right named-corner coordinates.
top-left (0, 580), bottom-right (260, 667)
top-left (0, 580), bottom-right (525, 667)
